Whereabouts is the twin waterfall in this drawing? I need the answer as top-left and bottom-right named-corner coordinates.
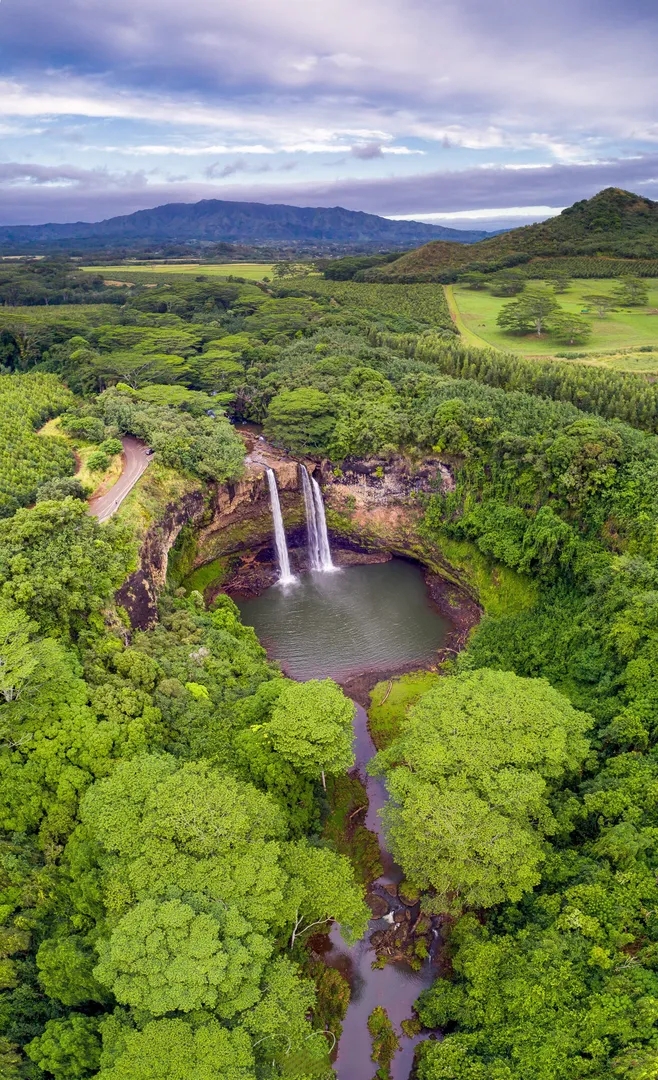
top-left (300, 465), bottom-right (336, 573)
top-left (266, 465), bottom-right (335, 584)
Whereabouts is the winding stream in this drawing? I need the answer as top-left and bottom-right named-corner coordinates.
top-left (237, 560), bottom-right (449, 1078)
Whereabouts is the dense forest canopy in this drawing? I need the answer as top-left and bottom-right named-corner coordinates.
top-left (3, 253), bottom-right (658, 1079)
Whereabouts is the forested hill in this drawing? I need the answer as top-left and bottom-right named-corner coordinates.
top-left (0, 199), bottom-right (494, 253)
top-left (369, 188), bottom-right (658, 280)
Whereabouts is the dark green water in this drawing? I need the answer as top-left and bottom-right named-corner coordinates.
top-left (236, 559), bottom-right (450, 681)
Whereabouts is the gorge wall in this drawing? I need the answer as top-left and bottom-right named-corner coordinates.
top-left (116, 432), bottom-right (478, 632)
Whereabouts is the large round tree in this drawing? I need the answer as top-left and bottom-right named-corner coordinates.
top-left (372, 668), bottom-right (591, 912)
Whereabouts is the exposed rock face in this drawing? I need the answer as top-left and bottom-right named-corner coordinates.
top-left (116, 447), bottom-right (316, 628)
top-left (116, 438), bottom-right (464, 629)
top-left (116, 488), bottom-right (206, 629)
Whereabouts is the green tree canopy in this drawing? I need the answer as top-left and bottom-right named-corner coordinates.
top-left (264, 678), bottom-right (355, 788)
top-left (372, 669), bottom-right (591, 911)
top-left (25, 1015), bottom-right (101, 1080)
top-left (93, 898), bottom-right (272, 1017)
top-left (264, 388), bottom-right (336, 453)
top-left (612, 277), bottom-right (649, 306)
top-left (0, 499), bottom-right (134, 637)
top-left (497, 285), bottom-right (560, 336)
top-left (97, 1018), bottom-right (256, 1080)
top-left (547, 311), bottom-right (592, 346)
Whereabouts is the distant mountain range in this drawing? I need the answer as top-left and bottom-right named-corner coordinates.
top-left (368, 188), bottom-right (658, 281)
top-left (0, 199), bottom-right (496, 253)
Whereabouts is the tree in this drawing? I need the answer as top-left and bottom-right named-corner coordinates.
top-left (25, 1016), bottom-right (101, 1080)
top-left (497, 286), bottom-right (560, 336)
top-left (37, 936), bottom-right (109, 1006)
top-left (0, 499), bottom-right (134, 636)
top-left (35, 477), bottom-right (88, 502)
top-left (283, 842), bottom-right (369, 947)
top-left (79, 756), bottom-right (290, 934)
top-left (93, 898), bottom-right (271, 1017)
top-left (547, 312), bottom-right (592, 346)
top-left (264, 389), bottom-right (336, 454)
top-left (459, 272), bottom-right (489, 291)
top-left (93, 352), bottom-right (192, 390)
top-left (241, 956), bottom-right (332, 1077)
top-left (488, 271), bottom-right (526, 297)
top-left (544, 271), bottom-right (572, 293)
top-left (0, 606), bottom-right (43, 705)
top-left (265, 679), bottom-right (355, 789)
top-left (96, 1018), bottom-right (256, 1080)
top-left (613, 277), bottom-right (649, 307)
top-left (86, 450), bottom-right (110, 473)
top-left (582, 292), bottom-right (616, 317)
top-left (372, 669), bottom-right (591, 912)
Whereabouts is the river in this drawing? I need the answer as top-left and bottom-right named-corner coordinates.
top-left (237, 559), bottom-right (449, 1079)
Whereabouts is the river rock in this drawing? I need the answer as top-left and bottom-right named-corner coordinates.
top-left (366, 893), bottom-right (389, 918)
top-left (382, 883), bottom-right (398, 898)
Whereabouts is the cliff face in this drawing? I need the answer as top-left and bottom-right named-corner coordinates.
top-left (116, 454), bottom-right (313, 628)
top-left (117, 446), bottom-right (460, 629)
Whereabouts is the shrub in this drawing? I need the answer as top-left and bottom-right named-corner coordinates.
top-left (87, 450), bottom-right (110, 473)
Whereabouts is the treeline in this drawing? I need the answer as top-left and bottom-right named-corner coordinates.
top-left (364, 255), bottom-right (658, 284)
top-left (0, 492), bottom-right (366, 1077)
top-left (373, 332), bottom-right (658, 434)
top-left (399, 385), bottom-right (658, 1078)
top-left (0, 372), bottom-right (75, 516)
top-left (0, 260), bottom-right (132, 306)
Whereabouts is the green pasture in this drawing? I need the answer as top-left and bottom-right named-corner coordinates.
top-left (82, 262), bottom-right (276, 282)
top-left (448, 279), bottom-right (658, 366)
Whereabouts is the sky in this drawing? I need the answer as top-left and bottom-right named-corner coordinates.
top-left (0, 0), bottom-right (657, 229)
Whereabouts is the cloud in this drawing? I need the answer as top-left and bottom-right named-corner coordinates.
top-left (0, 0), bottom-right (656, 224)
top-left (351, 143), bottom-right (384, 160)
top-left (1, 153), bottom-right (657, 227)
top-left (0, 161), bottom-right (148, 189)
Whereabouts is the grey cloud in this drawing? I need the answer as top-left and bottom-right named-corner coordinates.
top-left (2, 154), bottom-right (658, 226)
top-left (205, 160), bottom-right (248, 179)
top-left (0, 161), bottom-right (147, 188)
top-left (2, 0), bottom-right (658, 143)
top-left (350, 143), bottom-right (383, 159)
top-left (204, 159), bottom-right (298, 180)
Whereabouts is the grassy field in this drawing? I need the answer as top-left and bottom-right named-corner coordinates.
top-left (82, 263), bottom-right (276, 282)
top-left (448, 279), bottom-right (658, 367)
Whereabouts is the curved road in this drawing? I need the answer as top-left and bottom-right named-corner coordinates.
top-left (89, 435), bottom-right (152, 522)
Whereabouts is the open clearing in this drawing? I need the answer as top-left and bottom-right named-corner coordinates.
top-left (82, 262), bottom-right (276, 281)
top-left (448, 278), bottom-right (658, 370)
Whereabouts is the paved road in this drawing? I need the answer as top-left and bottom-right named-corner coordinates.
top-left (89, 435), bottom-right (152, 522)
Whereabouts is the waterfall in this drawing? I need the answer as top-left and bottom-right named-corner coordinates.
top-left (300, 464), bottom-right (336, 572)
top-left (300, 465), bottom-right (321, 570)
top-left (312, 475), bottom-right (336, 571)
top-left (266, 469), bottom-right (295, 584)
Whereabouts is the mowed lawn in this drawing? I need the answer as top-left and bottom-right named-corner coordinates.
top-left (82, 262), bottom-right (276, 281)
top-left (449, 279), bottom-right (658, 364)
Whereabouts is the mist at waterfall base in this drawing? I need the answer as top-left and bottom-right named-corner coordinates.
top-left (237, 560), bottom-right (449, 681)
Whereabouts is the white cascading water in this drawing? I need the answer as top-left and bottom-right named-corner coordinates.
top-left (312, 475), bottom-right (336, 571)
top-left (299, 464), bottom-right (336, 572)
top-left (300, 464), bottom-right (322, 570)
top-left (266, 468), bottom-right (295, 584)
